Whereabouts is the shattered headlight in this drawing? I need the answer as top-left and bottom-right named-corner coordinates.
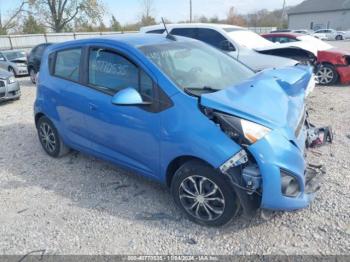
top-left (241, 119), bottom-right (271, 144)
top-left (214, 112), bottom-right (271, 145)
top-left (7, 76), bottom-right (16, 84)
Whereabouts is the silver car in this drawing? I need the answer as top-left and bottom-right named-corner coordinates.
top-left (0, 69), bottom-right (21, 102)
top-left (0, 50), bottom-right (28, 77)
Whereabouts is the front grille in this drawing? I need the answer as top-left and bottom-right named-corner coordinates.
top-left (295, 111), bottom-right (307, 138)
top-left (0, 80), bottom-right (5, 87)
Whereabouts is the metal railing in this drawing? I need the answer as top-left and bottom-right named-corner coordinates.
top-left (0, 27), bottom-right (277, 51)
top-left (0, 31), bottom-right (137, 50)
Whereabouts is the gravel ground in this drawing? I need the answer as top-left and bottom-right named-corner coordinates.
top-left (1, 61), bottom-right (350, 255)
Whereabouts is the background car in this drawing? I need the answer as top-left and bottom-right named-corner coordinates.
top-left (262, 32), bottom-right (350, 85)
top-left (0, 50), bottom-right (28, 77)
top-left (313, 29), bottom-right (344, 40)
top-left (292, 29), bottom-right (314, 35)
top-left (27, 43), bottom-right (53, 84)
top-left (0, 69), bottom-right (21, 102)
top-left (141, 23), bottom-right (309, 72)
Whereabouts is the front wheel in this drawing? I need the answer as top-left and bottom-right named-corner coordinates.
top-left (8, 67), bottom-right (16, 77)
top-left (37, 116), bottom-right (70, 158)
top-left (316, 64), bottom-right (338, 85)
top-left (171, 160), bottom-right (240, 227)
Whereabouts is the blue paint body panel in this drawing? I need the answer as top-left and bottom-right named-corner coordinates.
top-left (34, 34), bottom-right (317, 211)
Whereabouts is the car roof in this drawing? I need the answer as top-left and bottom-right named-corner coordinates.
top-left (1, 49), bottom-right (26, 53)
top-left (141, 23), bottom-right (245, 32)
top-left (48, 33), bottom-right (195, 51)
top-left (262, 32), bottom-right (304, 38)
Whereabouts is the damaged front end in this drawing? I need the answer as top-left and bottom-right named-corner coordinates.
top-left (208, 109), bottom-right (331, 217)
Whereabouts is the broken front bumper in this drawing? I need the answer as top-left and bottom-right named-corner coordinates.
top-left (247, 127), bottom-right (321, 211)
top-left (336, 65), bottom-right (350, 84)
top-left (0, 81), bottom-right (21, 101)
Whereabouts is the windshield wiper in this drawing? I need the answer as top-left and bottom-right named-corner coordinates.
top-left (184, 86), bottom-right (220, 96)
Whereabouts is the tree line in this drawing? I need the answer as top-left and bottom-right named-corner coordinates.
top-left (0, 0), bottom-right (288, 35)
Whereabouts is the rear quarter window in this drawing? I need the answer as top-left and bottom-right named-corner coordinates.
top-left (54, 48), bottom-right (81, 82)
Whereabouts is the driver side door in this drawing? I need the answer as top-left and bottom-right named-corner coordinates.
top-left (82, 46), bottom-right (161, 178)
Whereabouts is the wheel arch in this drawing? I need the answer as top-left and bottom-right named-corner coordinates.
top-left (165, 156), bottom-right (213, 188)
top-left (34, 112), bottom-right (46, 127)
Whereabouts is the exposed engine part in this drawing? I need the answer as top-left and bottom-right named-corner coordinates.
top-left (242, 165), bottom-right (261, 195)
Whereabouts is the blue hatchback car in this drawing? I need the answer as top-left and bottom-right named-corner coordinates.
top-left (34, 34), bottom-right (320, 226)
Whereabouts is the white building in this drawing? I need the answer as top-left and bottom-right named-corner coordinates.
top-left (288, 0), bottom-right (350, 30)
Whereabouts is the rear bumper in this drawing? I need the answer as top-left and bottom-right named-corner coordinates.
top-left (14, 67), bottom-right (28, 76)
top-left (0, 82), bottom-right (21, 101)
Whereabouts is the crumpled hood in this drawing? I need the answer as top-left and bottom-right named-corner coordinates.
top-left (201, 66), bottom-right (313, 131)
top-left (254, 42), bottom-right (319, 56)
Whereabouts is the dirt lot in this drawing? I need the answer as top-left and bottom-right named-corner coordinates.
top-left (0, 41), bottom-right (350, 255)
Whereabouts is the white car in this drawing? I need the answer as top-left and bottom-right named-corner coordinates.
top-left (140, 23), bottom-right (310, 72)
top-left (313, 29), bottom-right (344, 41)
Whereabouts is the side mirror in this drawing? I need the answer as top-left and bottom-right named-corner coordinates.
top-left (111, 87), bottom-right (151, 106)
top-left (219, 40), bottom-right (235, 52)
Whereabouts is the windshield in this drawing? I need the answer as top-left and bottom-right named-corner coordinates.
top-left (224, 29), bottom-right (274, 49)
top-left (297, 35), bottom-right (333, 50)
top-left (139, 41), bottom-right (254, 93)
top-left (4, 51), bottom-right (26, 61)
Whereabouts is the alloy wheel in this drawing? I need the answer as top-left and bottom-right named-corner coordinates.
top-left (179, 175), bottom-right (225, 221)
top-left (39, 122), bottom-right (57, 153)
top-left (316, 67), bottom-right (334, 85)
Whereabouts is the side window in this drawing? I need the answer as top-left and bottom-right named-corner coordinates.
top-left (88, 48), bottom-right (154, 101)
top-left (171, 28), bottom-right (196, 38)
top-left (54, 48), bottom-right (81, 82)
top-left (146, 29), bottom-right (165, 34)
top-left (196, 28), bottom-right (229, 50)
top-left (35, 45), bottom-right (45, 57)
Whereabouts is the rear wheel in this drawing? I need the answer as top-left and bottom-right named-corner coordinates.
top-left (316, 64), bottom-right (338, 85)
top-left (335, 35), bottom-right (343, 40)
top-left (29, 68), bottom-right (36, 84)
top-left (171, 160), bottom-right (240, 227)
top-left (37, 116), bottom-right (70, 158)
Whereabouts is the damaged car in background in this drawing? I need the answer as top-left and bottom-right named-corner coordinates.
top-left (0, 69), bottom-right (21, 102)
top-left (141, 24), bottom-right (317, 71)
top-left (35, 34), bottom-right (331, 226)
top-left (0, 50), bottom-right (28, 77)
top-left (262, 32), bottom-right (350, 85)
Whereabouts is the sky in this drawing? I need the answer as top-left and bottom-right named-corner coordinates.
top-left (1, 0), bottom-right (305, 25)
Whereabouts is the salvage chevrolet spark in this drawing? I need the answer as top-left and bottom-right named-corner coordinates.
top-left (34, 34), bottom-right (320, 226)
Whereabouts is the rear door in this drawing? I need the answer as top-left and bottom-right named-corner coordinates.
top-left (50, 47), bottom-right (91, 149)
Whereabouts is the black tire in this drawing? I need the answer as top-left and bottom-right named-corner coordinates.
top-left (316, 64), bottom-right (338, 85)
top-left (8, 67), bottom-right (16, 77)
top-left (29, 68), bottom-right (37, 84)
top-left (171, 160), bottom-right (241, 227)
top-left (37, 116), bottom-right (70, 158)
top-left (335, 35), bottom-right (343, 41)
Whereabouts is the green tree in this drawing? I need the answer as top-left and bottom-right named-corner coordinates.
top-left (110, 15), bottom-right (122, 31)
top-left (28, 0), bottom-right (105, 32)
top-left (0, 1), bottom-right (27, 34)
top-left (22, 15), bottom-right (46, 34)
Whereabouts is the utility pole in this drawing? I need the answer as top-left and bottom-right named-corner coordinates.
top-left (281, 0), bottom-right (286, 28)
top-left (190, 0), bottom-right (192, 23)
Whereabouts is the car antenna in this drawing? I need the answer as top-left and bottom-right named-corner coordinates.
top-left (161, 17), bottom-right (176, 41)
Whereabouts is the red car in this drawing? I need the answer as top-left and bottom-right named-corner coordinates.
top-left (262, 33), bottom-right (350, 85)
